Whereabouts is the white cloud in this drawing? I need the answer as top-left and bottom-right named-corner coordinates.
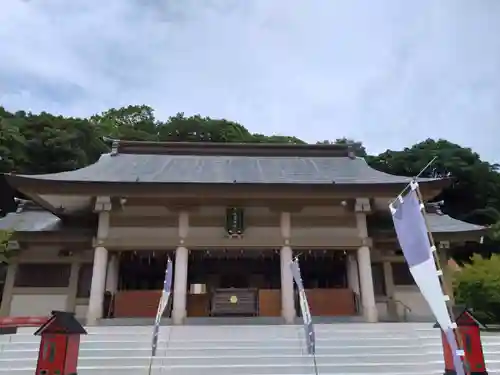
top-left (0, 0), bottom-right (499, 161)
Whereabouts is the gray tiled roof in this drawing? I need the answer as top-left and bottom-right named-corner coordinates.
top-left (426, 213), bottom-right (485, 233)
top-left (12, 153), bottom-right (439, 185)
top-left (0, 209), bottom-right (61, 232)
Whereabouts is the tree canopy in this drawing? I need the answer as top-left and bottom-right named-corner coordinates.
top-left (1, 104), bottom-right (499, 234)
top-left (2, 104), bottom-right (499, 312)
top-left (369, 139), bottom-right (500, 223)
top-left (0, 229), bottom-right (12, 263)
top-left (317, 138), bottom-right (367, 157)
top-left (453, 254), bottom-right (500, 323)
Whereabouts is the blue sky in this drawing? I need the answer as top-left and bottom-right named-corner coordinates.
top-left (0, 0), bottom-right (499, 161)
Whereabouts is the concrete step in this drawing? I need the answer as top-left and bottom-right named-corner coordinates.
top-left (0, 345), bottom-right (453, 358)
top-left (100, 316), bottom-right (367, 326)
top-left (9, 335), bottom-right (500, 347)
top-left (15, 363), bottom-right (498, 375)
top-left (0, 330), bottom-right (434, 342)
top-left (0, 352), bottom-right (448, 368)
top-left (10, 335), bottom-right (498, 347)
top-left (1, 323), bottom-right (441, 335)
top-left (0, 369), bottom-right (449, 375)
top-left (0, 336), bottom-right (441, 348)
top-left (0, 323), bottom-right (498, 375)
top-left (0, 363), bottom-right (440, 375)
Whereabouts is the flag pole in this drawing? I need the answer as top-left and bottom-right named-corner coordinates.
top-left (389, 156), bottom-right (469, 374)
top-left (413, 184), bottom-right (470, 375)
top-left (312, 351), bottom-right (319, 375)
top-left (147, 300), bottom-right (162, 375)
top-left (147, 357), bottom-right (154, 375)
top-left (148, 256), bottom-right (173, 375)
top-left (388, 156), bottom-right (438, 206)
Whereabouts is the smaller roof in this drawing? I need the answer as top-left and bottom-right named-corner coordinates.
top-left (0, 201), bottom-right (61, 232)
top-left (0, 201), bottom-right (485, 237)
top-left (34, 311), bottom-right (87, 336)
top-left (427, 213), bottom-right (485, 233)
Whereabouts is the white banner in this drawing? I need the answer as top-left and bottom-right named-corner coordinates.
top-left (290, 258), bottom-right (315, 355)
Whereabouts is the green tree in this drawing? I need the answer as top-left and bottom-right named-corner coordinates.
top-left (0, 113), bottom-right (27, 173)
top-left (490, 221), bottom-right (500, 241)
top-left (3, 104), bottom-right (500, 239)
top-left (454, 254), bottom-right (500, 323)
top-left (368, 139), bottom-right (500, 223)
top-left (253, 134), bottom-right (305, 144)
top-left (18, 112), bottom-right (106, 174)
top-left (91, 105), bottom-right (159, 141)
top-left (0, 229), bottom-right (13, 263)
top-left (317, 138), bottom-right (367, 156)
top-left (0, 105), bottom-right (310, 177)
top-left (158, 112), bottom-right (254, 142)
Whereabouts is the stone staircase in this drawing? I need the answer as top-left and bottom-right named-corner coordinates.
top-left (0, 323), bottom-right (499, 374)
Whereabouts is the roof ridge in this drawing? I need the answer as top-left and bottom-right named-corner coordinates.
top-left (105, 139), bottom-right (352, 158)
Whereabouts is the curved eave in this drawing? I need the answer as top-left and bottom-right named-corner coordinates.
top-left (431, 216), bottom-right (487, 242)
top-left (427, 213), bottom-right (486, 234)
top-left (0, 208), bottom-right (93, 245)
top-left (0, 210), bottom-right (61, 232)
top-left (433, 229), bottom-right (486, 243)
top-left (435, 227), bottom-right (486, 235)
top-left (371, 212), bottom-right (486, 244)
top-left (5, 173), bottom-right (449, 195)
top-left (433, 227), bottom-right (486, 235)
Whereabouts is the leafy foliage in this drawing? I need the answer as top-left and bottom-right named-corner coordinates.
top-left (2, 104), bottom-right (500, 225)
top-left (1, 105), bottom-right (500, 225)
top-left (91, 105), bottom-right (159, 141)
top-left (0, 229), bottom-right (13, 263)
top-left (1, 103), bottom-right (500, 317)
top-left (368, 139), bottom-right (500, 223)
top-left (489, 221), bottom-right (500, 241)
top-left (453, 254), bottom-right (500, 323)
top-left (1, 103), bottom-right (500, 244)
top-left (317, 138), bottom-right (367, 157)
top-left (1, 103), bottom-right (500, 314)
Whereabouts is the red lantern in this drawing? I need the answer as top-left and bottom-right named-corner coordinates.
top-left (436, 307), bottom-right (488, 375)
top-left (34, 311), bottom-right (87, 375)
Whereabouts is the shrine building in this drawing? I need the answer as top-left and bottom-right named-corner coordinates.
top-left (0, 141), bottom-right (486, 325)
